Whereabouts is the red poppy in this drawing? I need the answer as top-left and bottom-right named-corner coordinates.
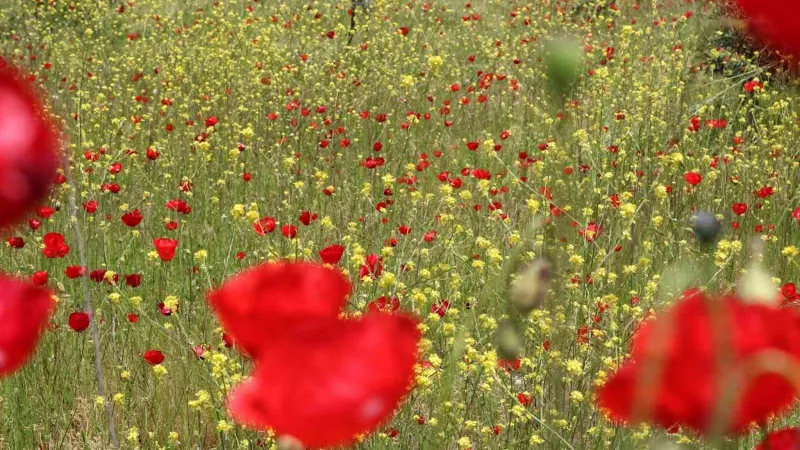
top-left (227, 313), bottom-right (420, 448)
top-left (82, 200), bottom-right (98, 213)
top-left (281, 224), bottom-right (297, 239)
top-left (7, 236), bottom-right (24, 249)
top-left (65, 266), bottom-right (88, 279)
top-left (596, 289), bottom-right (800, 435)
top-left (737, 0), bottom-right (800, 60)
top-left (298, 211), bottom-right (317, 226)
top-left (165, 199), bottom-right (191, 214)
top-left (0, 65), bottom-right (60, 230)
top-left (143, 349), bottom-right (165, 365)
top-left (781, 283), bottom-right (798, 304)
top-left (205, 116), bottom-right (218, 127)
top-left (792, 207), bottom-right (800, 223)
top-left (31, 271), bottom-right (48, 286)
top-left (42, 232), bottom-right (69, 258)
top-left (431, 300), bottom-right (450, 318)
top-left (732, 203), bottom-right (748, 216)
top-left (0, 273), bottom-right (55, 377)
top-left (153, 238), bottom-right (178, 262)
top-left (208, 262), bottom-right (351, 357)
top-left (68, 312), bottom-right (90, 332)
top-left (121, 209), bottom-right (143, 227)
top-left (319, 244), bottom-right (345, 265)
top-left (125, 274), bottom-right (142, 288)
top-left (253, 217), bottom-right (276, 236)
top-left (684, 172), bottom-right (702, 186)
top-left (755, 428), bottom-right (800, 450)
top-left (36, 206), bottom-right (56, 219)
top-left (368, 296), bottom-right (401, 314)
top-left (578, 222), bottom-right (602, 242)
top-left (359, 255), bottom-right (383, 279)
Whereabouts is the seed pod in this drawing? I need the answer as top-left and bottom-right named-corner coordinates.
top-left (690, 210), bottom-right (722, 246)
top-left (545, 37), bottom-right (583, 96)
top-left (277, 436), bottom-right (304, 450)
top-left (509, 258), bottom-right (551, 313)
top-left (496, 320), bottom-right (522, 360)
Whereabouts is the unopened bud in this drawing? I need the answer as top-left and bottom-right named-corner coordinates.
top-left (691, 210), bottom-right (721, 246)
top-left (496, 320), bottom-right (522, 360)
top-left (509, 258), bottom-right (551, 313)
top-left (545, 37), bottom-right (583, 95)
top-left (739, 239), bottom-right (779, 307)
top-left (277, 436), bottom-right (304, 450)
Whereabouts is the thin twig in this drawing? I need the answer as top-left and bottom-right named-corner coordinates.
top-left (61, 152), bottom-right (120, 449)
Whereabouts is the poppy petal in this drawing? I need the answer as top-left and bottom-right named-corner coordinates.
top-left (0, 273), bottom-right (55, 377)
top-left (228, 313), bottom-right (420, 448)
top-left (208, 262), bottom-right (351, 356)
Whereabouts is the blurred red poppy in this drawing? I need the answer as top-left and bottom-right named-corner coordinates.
top-left (755, 428), bottom-right (800, 450)
top-left (319, 244), bottom-right (345, 264)
top-left (121, 209), bottom-right (143, 227)
top-left (0, 273), bottom-right (55, 377)
top-left (42, 232), bottom-right (69, 258)
top-left (596, 289), bottom-right (800, 435)
top-left (0, 65), bottom-right (60, 229)
top-left (153, 238), bottom-right (178, 261)
top-left (228, 313), bottom-right (420, 448)
top-left (143, 350), bottom-right (165, 365)
top-left (68, 312), bottom-right (90, 332)
top-left (208, 262), bottom-right (351, 357)
top-left (737, 0), bottom-right (800, 60)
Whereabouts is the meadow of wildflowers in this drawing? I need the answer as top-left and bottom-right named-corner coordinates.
top-left (1, 0), bottom-right (800, 449)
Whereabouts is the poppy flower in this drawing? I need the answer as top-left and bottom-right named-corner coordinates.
top-left (578, 222), bottom-right (602, 242)
top-left (368, 296), bottom-right (400, 313)
top-left (319, 244), bottom-right (345, 265)
top-left (42, 232), bottom-right (69, 258)
top-left (732, 203), bottom-right (748, 216)
top-left (228, 313), bottom-right (420, 448)
top-left (755, 428), bottom-right (800, 450)
top-left (143, 349), bottom-right (165, 365)
top-left (298, 211), bottom-right (317, 226)
top-left (208, 262), bottom-right (351, 357)
top-left (0, 273), bottom-right (55, 377)
top-left (68, 312), bottom-right (90, 332)
top-left (0, 65), bottom-right (60, 230)
top-left (737, 0), bottom-right (800, 61)
top-left (82, 200), bottom-right (98, 213)
top-left (7, 236), bottom-right (24, 249)
top-left (781, 283), bottom-right (798, 304)
top-left (165, 199), bottom-right (191, 214)
top-left (153, 238), bottom-right (178, 262)
top-left (124, 274), bottom-right (142, 288)
top-left (121, 209), bottom-right (143, 227)
top-left (64, 266), bottom-right (88, 279)
top-left (30, 271), bottom-right (48, 286)
top-left (359, 254), bottom-right (383, 278)
top-left (253, 217), bottom-right (276, 236)
top-left (596, 289), bottom-right (800, 435)
top-left (281, 224), bottom-right (297, 239)
top-left (684, 172), bottom-right (702, 186)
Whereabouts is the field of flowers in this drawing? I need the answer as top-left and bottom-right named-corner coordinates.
top-left (1, 0), bottom-right (800, 449)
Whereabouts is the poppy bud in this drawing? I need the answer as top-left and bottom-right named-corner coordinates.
top-left (690, 210), bottom-right (721, 245)
top-left (739, 240), bottom-right (779, 307)
top-left (496, 320), bottom-right (522, 361)
top-left (509, 258), bottom-right (551, 313)
top-left (544, 37), bottom-right (582, 96)
top-left (277, 436), bottom-right (304, 450)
